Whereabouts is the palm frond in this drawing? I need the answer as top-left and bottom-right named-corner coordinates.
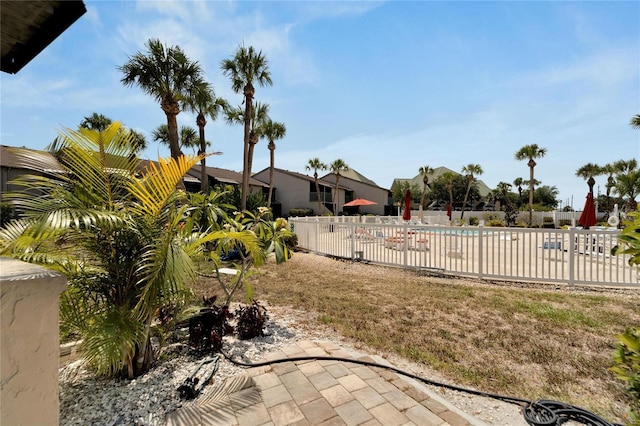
top-left (128, 154), bottom-right (203, 218)
top-left (134, 238), bottom-right (196, 320)
top-left (80, 306), bottom-right (145, 377)
top-left (54, 124), bottom-right (141, 206)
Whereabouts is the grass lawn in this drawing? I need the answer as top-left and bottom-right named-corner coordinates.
top-left (195, 251), bottom-right (640, 423)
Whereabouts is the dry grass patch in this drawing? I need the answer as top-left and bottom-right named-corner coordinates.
top-left (194, 252), bottom-right (640, 423)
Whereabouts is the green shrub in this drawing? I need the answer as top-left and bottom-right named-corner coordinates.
top-left (487, 219), bottom-right (505, 227)
top-left (469, 216), bottom-right (479, 226)
top-left (558, 219), bottom-right (573, 227)
top-left (289, 208), bottom-right (314, 217)
top-left (611, 327), bottom-right (640, 424)
top-left (483, 213), bottom-right (499, 221)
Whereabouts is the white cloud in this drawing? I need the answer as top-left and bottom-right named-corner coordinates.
top-left (511, 46), bottom-right (638, 89)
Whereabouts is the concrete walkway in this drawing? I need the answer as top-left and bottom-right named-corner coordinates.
top-left (166, 341), bottom-right (488, 426)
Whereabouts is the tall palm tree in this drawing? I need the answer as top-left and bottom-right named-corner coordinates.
top-left (418, 165), bottom-right (434, 209)
top-left (630, 114), bottom-right (640, 129)
top-left (460, 164), bottom-right (483, 219)
top-left (329, 159), bottom-right (349, 215)
top-left (256, 119), bottom-right (286, 208)
top-left (515, 144), bottom-right (547, 225)
top-left (513, 177), bottom-right (525, 209)
top-left (152, 124), bottom-right (200, 153)
top-left (119, 39), bottom-right (204, 165)
top-left (575, 163), bottom-right (602, 195)
top-left (183, 80), bottom-right (228, 192)
top-left (226, 102), bottom-right (270, 207)
top-left (306, 158), bottom-right (327, 215)
top-left (221, 45), bottom-right (272, 211)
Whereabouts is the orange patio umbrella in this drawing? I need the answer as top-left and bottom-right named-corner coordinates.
top-left (343, 198), bottom-right (378, 207)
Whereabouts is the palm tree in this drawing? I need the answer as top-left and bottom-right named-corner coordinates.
top-left (515, 144), bottom-right (547, 225)
top-left (601, 163), bottom-right (617, 215)
top-left (152, 124), bottom-right (200, 153)
top-left (513, 177), bottom-right (525, 209)
top-left (613, 170), bottom-right (640, 212)
top-left (79, 112), bottom-right (112, 131)
top-left (183, 80), bottom-right (228, 192)
top-left (460, 164), bottom-right (483, 219)
top-left (256, 119), bottom-right (286, 208)
top-left (418, 165), bottom-right (434, 209)
top-left (612, 159), bottom-right (640, 211)
top-left (329, 159), bottom-right (349, 215)
top-left (79, 113), bottom-right (147, 153)
top-left (225, 102), bottom-right (270, 207)
top-left (221, 45), bottom-right (273, 211)
top-left (306, 158), bottom-right (327, 215)
top-left (575, 163), bottom-right (602, 195)
top-left (496, 181), bottom-right (512, 203)
top-left (0, 123), bottom-right (262, 378)
top-left (441, 171), bottom-right (456, 218)
top-left (630, 114), bottom-right (640, 129)
top-left (119, 39), bottom-right (204, 166)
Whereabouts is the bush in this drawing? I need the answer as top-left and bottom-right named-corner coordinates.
top-left (487, 219), bottom-right (505, 227)
top-left (611, 327), bottom-right (640, 423)
top-left (558, 219), bottom-right (573, 227)
top-left (188, 297), bottom-right (234, 354)
top-left (483, 213), bottom-right (499, 221)
top-left (289, 208), bottom-right (314, 217)
top-left (236, 300), bottom-right (269, 340)
top-left (469, 216), bottom-right (479, 226)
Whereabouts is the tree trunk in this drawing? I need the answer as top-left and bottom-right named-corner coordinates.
top-left (267, 141), bottom-right (275, 208)
top-left (246, 131), bottom-right (259, 207)
top-left (314, 174), bottom-right (322, 215)
top-left (528, 160), bottom-right (536, 226)
top-left (241, 84), bottom-right (255, 211)
top-left (162, 97), bottom-right (185, 190)
top-left (197, 113), bottom-right (208, 193)
top-left (333, 175), bottom-right (341, 215)
top-left (461, 180), bottom-right (472, 220)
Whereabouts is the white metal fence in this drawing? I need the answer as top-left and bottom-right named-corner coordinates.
top-left (289, 216), bottom-right (638, 288)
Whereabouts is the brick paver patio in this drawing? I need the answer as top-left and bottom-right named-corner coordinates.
top-left (166, 341), bottom-right (488, 426)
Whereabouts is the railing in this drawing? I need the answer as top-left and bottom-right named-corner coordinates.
top-left (289, 217), bottom-right (638, 288)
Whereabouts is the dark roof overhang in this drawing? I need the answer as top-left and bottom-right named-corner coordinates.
top-left (1, 1), bottom-right (86, 74)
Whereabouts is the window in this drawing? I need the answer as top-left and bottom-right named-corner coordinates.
top-left (309, 182), bottom-right (332, 202)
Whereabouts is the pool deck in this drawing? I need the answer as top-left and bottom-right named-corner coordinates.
top-left (166, 340), bottom-right (491, 426)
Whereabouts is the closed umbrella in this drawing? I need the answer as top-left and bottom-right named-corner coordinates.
top-left (446, 203), bottom-right (452, 221)
top-left (402, 190), bottom-right (411, 221)
top-left (578, 193), bottom-right (597, 228)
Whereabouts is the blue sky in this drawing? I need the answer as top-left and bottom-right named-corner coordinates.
top-left (1, 0), bottom-right (638, 209)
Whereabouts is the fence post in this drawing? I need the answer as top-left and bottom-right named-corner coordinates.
top-left (403, 222), bottom-right (409, 267)
top-left (568, 227), bottom-right (576, 287)
top-left (478, 226), bottom-right (484, 279)
top-left (350, 222), bottom-right (356, 260)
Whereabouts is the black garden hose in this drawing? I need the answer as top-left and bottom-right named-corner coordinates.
top-left (220, 347), bottom-right (623, 426)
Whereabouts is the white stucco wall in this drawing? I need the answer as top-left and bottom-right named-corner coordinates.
top-left (1, 258), bottom-right (66, 426)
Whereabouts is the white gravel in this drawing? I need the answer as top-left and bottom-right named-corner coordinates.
top-left (59, 303), bottom-right (527, 426)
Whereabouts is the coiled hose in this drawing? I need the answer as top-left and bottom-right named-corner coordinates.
top-left (220, 348), bottom-right (623, 426)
